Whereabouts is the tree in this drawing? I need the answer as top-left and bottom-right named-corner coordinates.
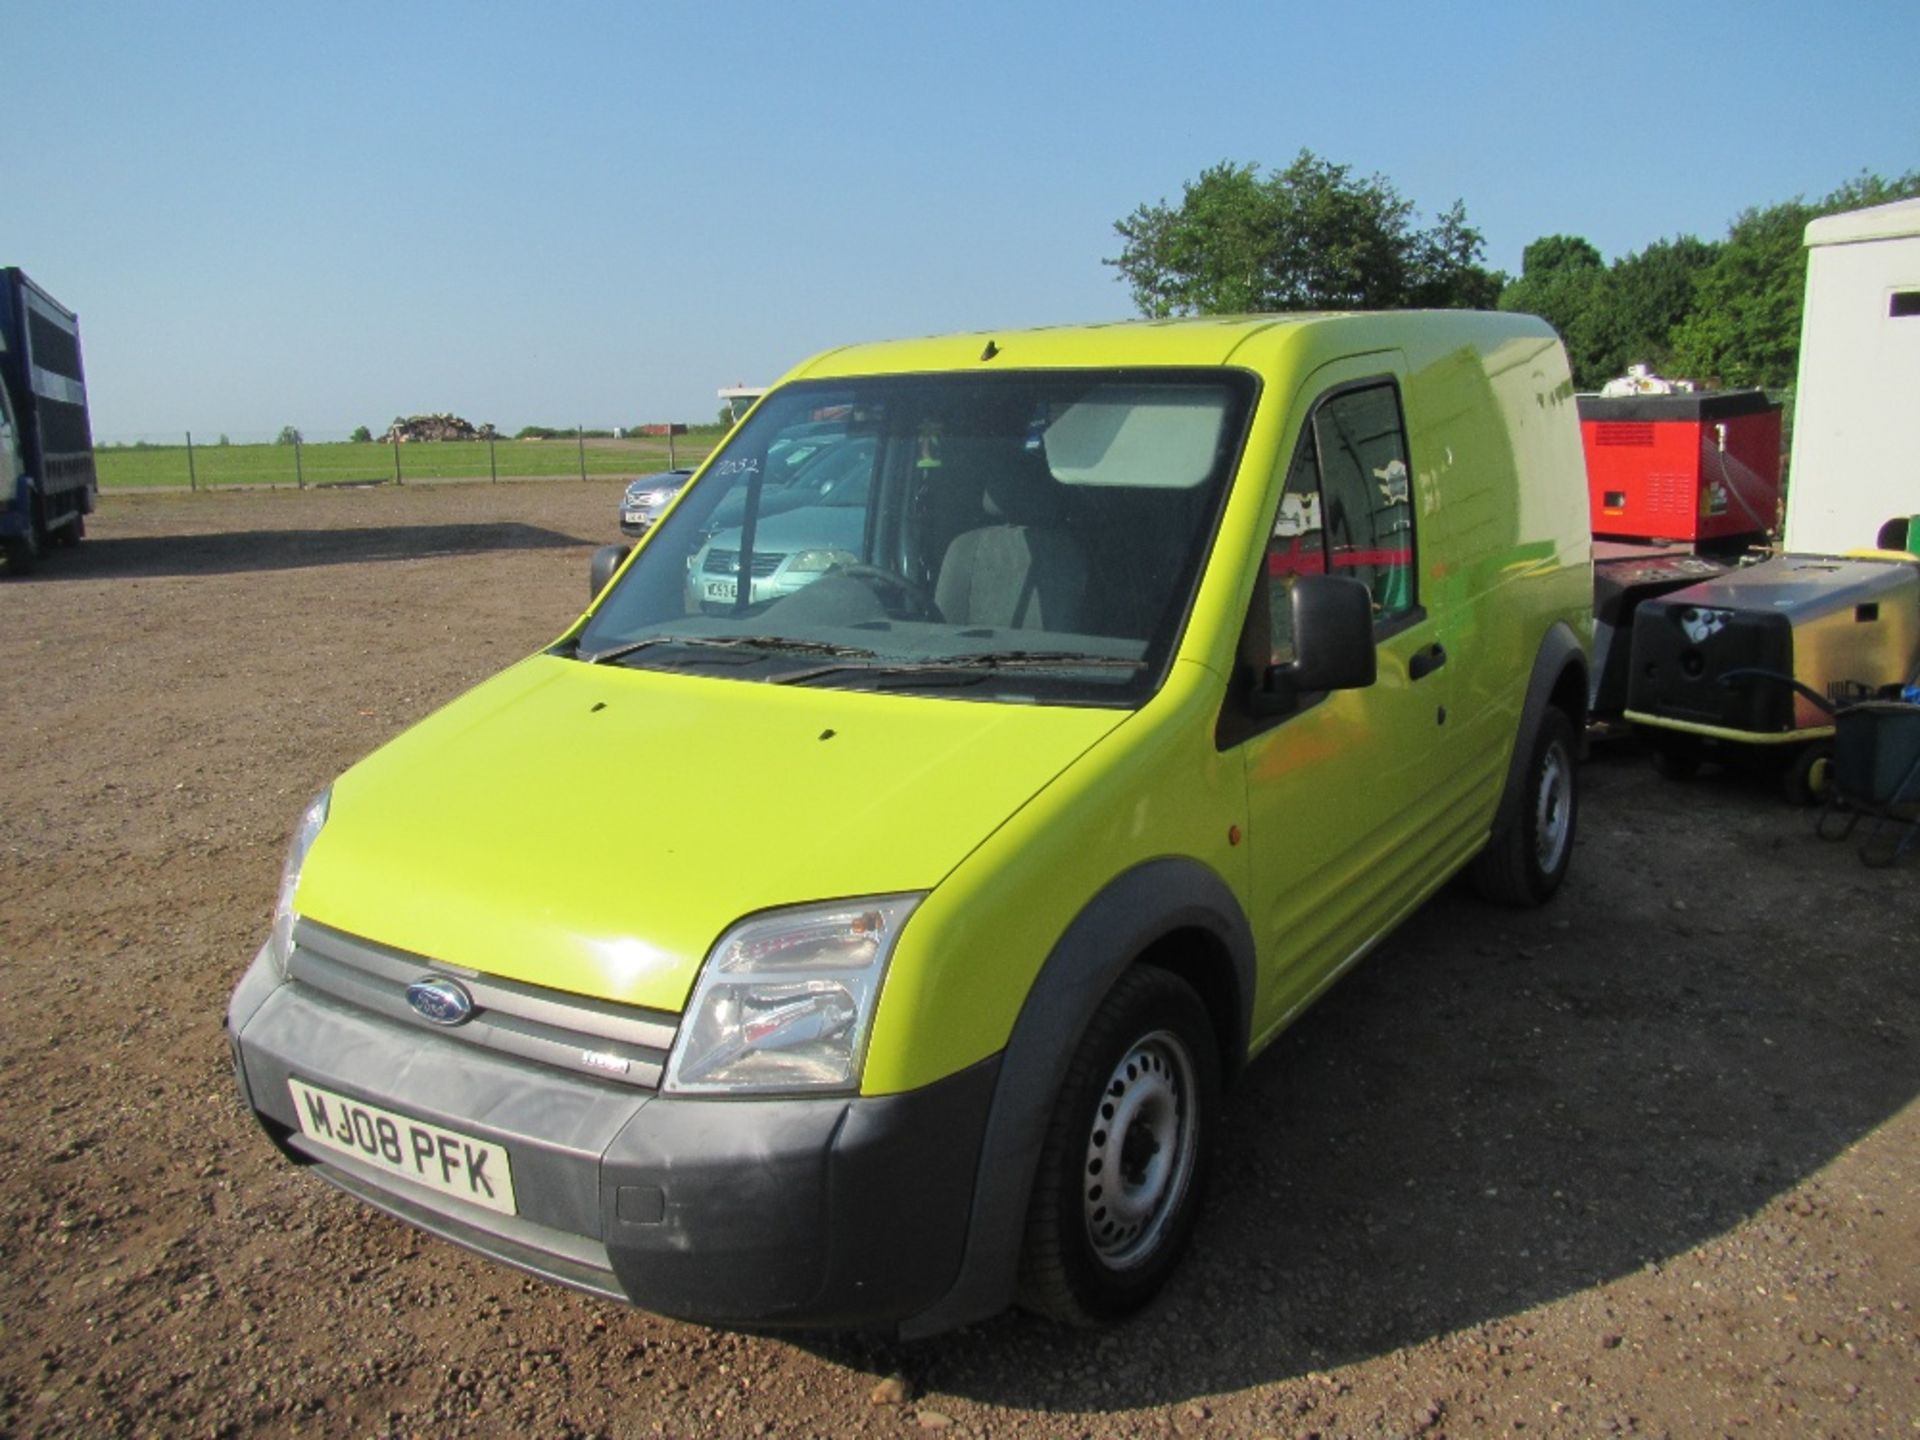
top-left (1667, 200), bottom-right (1818, 388)
top-left (275, 425), bottom-right (303, 446)
top-left (1588, 236), bottom-right (1719, 381)
top-left (1671, 170), bottom-right (1920, 388)
top-left (1498, 235), bottom-right (1609, 383)
top-left (1108, 151), bottom-right (1500, 317)
top-left (350, 425), bottom-right (372, 443)
top-left (1499, 234), bottom-right (1719, 388)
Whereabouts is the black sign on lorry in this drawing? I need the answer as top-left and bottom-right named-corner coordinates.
top-left (0, 268), bottom-right (96, 574)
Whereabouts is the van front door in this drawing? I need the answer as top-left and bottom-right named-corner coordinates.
top-left (1232, 360), bottom-right (1466, 1041)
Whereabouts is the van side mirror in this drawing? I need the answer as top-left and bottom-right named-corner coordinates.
top-left (1256, 574), bottom-right (1377, 715)
top-left (590, 544), bottom-right (631, 599)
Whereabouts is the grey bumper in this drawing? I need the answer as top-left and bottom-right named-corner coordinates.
top-left (227, 946), bottom-right (998, 1330)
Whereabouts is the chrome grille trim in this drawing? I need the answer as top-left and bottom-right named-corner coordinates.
top-left (288, 919), bottom-right (678, 1089)
top-left (704, 548), bottom-right (784, 577)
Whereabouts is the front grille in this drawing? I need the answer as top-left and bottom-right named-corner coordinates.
top-left (307, 1153), bottom-right (624, 1302)
top-left (287, 919), bottom-right (677, 1090)
top-left (704, 549), bottom-right (784, 577)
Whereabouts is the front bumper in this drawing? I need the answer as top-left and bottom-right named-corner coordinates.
top-left (227, 942), bottom-right (997, 1330)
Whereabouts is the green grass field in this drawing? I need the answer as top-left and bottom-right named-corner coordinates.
top-left (94, 435), bottom-right (722, 490)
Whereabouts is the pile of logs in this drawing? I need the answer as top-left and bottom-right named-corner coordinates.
top-left (382, 414), bottom-right (498, 443)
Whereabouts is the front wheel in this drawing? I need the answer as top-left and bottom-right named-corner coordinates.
top-left (1470, 707), bottom-right (1579, 907)
top-left (1018, 967), bottom-right (1220, 1325)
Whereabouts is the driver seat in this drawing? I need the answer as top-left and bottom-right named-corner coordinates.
top-left (934, 449), bottom-right (1087, 631)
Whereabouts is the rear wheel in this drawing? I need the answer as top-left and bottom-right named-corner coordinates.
top-left (1, 535), bottom-right (35, 575)
top-left (1782, 742), bottom-right (1834, 807)
top-left (1471, 707), bottom-right (1579, 907)
top-left (1018, 967), bottom-right (1220, 1325)
top-left (2, 499), bottom-right (42, 575)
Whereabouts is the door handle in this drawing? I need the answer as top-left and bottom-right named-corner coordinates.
top-left (1409, 642), bottom-right (1447, 680)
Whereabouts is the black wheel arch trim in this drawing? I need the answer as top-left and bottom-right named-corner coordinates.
top-left (898, 856), bottom-right (1253, 1337)
top-left (1490, 621), bottom-right (1589, 842)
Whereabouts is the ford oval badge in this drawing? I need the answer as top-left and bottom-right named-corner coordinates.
top-left (406, 976), bottom-right (475, 1026)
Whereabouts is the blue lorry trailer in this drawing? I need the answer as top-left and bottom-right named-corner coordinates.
top-left (0, 268), bottom-right (96, 574)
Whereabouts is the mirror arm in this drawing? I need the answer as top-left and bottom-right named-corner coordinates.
top-left (1251, 665), bottom-right (1302, 718)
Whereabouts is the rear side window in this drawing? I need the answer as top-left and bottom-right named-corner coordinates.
top-left (1267, 381), bottom-right (1415, 658)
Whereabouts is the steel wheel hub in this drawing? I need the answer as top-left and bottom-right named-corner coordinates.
top-left (1082, 1030), bottom-right (1198, 1268)
top-left (1535, 743), bottom-right (1572, 873)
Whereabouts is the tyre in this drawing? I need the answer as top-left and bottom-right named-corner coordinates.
top-left (2, 531), bottom-right (38, 576)
top-left (5, 489), bottom-right (50, 574)
top-left (55, 511), bottom-right (84, 548)
top-left (28, 491), bottom-right (50, 557)
top-left (1018, 966), bottom-right (1220, 1325)
top-left (1470, 706), bottom-right (1578, 907)
top-left (1782, 742), bottom-right (1834, 807)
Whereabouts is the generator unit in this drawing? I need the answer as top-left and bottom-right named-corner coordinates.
top-left (1578, 389), bottom-right (1781, 547)
top-left (1591, 546), bottom-right (1730, 716)
top-left (1626, 554), bottom-right (1920, 796)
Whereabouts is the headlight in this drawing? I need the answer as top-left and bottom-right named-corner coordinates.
top-left (788, 548), bottom-right (859, 574)
top-left (662, 895), bottom-right (922, 1095)
top-left (267, 788), bottom-right (330, 976)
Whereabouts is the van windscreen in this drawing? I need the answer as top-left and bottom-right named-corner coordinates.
top-left (574, 369), bottom-right (1256, 707)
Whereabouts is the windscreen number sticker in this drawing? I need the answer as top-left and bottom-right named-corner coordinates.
top-left (287, 1078), bottom-right (517, 1216)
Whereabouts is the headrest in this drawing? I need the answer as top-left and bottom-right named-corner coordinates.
top-left (977, 445), bottom-right (1065, 527)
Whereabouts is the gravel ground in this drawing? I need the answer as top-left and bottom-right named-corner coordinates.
top-left (1, 482), bottom-right (1915, 1439)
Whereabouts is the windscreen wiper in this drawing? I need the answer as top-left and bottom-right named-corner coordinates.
top-left (932, 651), bottom-right (1147, 670)
top-left (578, 634), bottom-right (880, 666)
top-left (771, 650), bottom-right (1147, 687)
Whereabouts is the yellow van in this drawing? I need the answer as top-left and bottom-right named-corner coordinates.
top-left (228, 313), bottom-right (1592, 1334)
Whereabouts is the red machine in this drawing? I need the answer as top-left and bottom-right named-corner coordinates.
top-left (1578, 389), bottom-right (1781, 547)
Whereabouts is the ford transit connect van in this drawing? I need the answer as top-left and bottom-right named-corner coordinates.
top-left (228, 313), bottom-right (1592, 1334)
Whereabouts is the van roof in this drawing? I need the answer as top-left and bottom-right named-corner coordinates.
top-left (783, 310), bottom-right (1557, 383)
top-left (1803, 195), bottom-right (1920, 248)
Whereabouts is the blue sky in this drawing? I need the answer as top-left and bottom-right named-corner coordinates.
top-left (9, 0), bottom-right (1916, 439)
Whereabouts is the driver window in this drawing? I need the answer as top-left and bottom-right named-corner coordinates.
top-left (1266, 381), bottom-right (1414, 661)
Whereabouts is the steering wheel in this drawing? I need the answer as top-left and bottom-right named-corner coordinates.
top-left (834, 563), bottom-right (941, 620)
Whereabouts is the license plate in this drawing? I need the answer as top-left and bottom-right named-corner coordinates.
top-left (287, 1078), bottom-right (517, 1216)
top-left (704, 579), bottom-right (737, 601)
top-left (623, 509), bottom-right (648, 525)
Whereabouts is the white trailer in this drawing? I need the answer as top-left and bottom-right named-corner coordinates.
top-left (1783, 196), bottom-right (1920, 554)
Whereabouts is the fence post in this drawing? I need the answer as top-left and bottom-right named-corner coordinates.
top-left (489, 435), bottom-right (497, 483)
top-left (293, 437), bottom-right (304, 490)
top-left (185, 431), bottom-right (198, 492)
top-left (668, 428), bottom-right (677, 469)
top-left (392, 435), bottom-right (403, 486)
top-left (577, 426), bottom-right (587, 482)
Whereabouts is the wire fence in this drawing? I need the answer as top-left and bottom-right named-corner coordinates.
top-left (90, 427), bottom-right (723, 492)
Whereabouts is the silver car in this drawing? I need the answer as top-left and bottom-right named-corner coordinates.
top-left (619, 469), bottom-right (694, 536)
top-left (685, 437), bottom-right (875, 613)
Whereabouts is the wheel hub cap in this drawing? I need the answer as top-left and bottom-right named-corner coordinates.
top-left (1082, 1030), bottom-right (1199, 1268)
top-left (1535, 746), bottom-right (1572, 873)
